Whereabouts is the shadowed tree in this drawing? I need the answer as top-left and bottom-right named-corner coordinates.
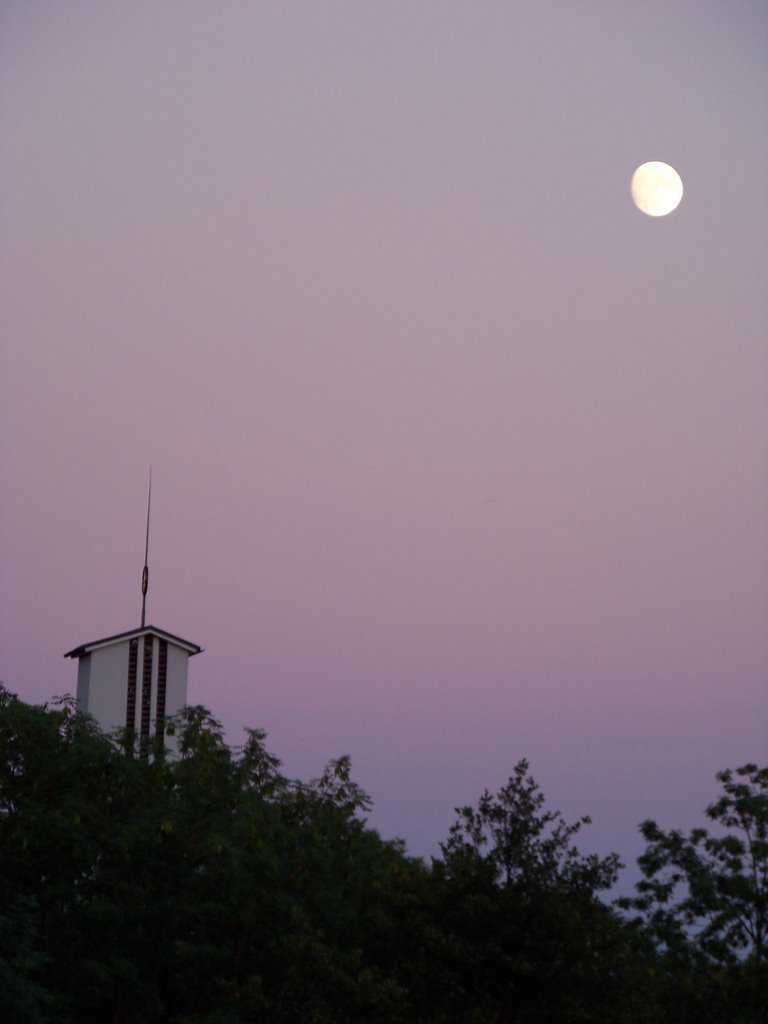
top-left (432, 759), bottom-right (644, 1024)
top-left (441, 757), bottom-right (621, 892)
top-left (2, 685), bottom-right (757, 1023)
top-left (621, 763), bottom-right (768, 1024)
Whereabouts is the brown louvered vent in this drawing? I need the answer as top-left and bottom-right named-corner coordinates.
top-left (155, 639), bottom-right (168, 742)
top-left (140, 636), bottom-right (153, 755)
top-left (126, 638), bottom-right (138, 731)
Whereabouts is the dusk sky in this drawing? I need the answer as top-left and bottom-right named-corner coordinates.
top-left (2, 1), bottom-right (767, 884)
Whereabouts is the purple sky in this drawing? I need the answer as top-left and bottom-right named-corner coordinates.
top-left (2, 1), bottom-right (767, 883)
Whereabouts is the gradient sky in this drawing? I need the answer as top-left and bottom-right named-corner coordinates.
top-left (2, 1), bottom-right (767, 884)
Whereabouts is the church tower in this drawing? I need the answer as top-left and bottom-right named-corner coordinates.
top-left (64, 472), bottom-right (202, 748)
top-left (65, 625), bottom-right (201, 745)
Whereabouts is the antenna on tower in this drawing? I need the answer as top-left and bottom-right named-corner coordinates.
top-left (140, 468), bottom-right (152, 628)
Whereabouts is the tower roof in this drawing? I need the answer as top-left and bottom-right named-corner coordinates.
top-left (64, 625), bottom-right (202, 659)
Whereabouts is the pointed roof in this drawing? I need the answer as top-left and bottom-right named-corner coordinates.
top-left (64, 625), bottom-right (202, 659)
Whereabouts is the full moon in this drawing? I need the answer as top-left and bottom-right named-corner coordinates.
top-left (631, 161), bottom-right (684, 216)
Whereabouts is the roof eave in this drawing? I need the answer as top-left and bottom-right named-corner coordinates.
top-left (64, 625), bottom-right (202, 659)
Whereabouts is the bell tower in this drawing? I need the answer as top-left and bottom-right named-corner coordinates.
top-left (64, 472), bottom-right (202, 749)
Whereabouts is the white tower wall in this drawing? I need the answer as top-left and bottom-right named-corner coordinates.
top-left (66, 626), bottom-right (201, 754)
top-left (77, 641), bottom-right (131, 734)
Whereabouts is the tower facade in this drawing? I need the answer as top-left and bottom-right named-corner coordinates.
top-left (65, 625), bottom-right (202, 747)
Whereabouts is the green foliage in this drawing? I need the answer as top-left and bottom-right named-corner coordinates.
top-left (433, 760), bottom-right (639, 1023)
top-left (0, 684), bottom-right (762, 1023)
top-left (620, 763), bottom-right (768, 1023)
top-left (442, 757), bottom-right (621, 892)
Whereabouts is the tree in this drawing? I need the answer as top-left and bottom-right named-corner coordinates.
top-left (0, 685), bottom-right (428, 1022)
top-left (441, 757), bottom-right (621, 893)
top-left (621, 763), bottom-right (768, 1023)
top-left (433, 760), bottom-right (640, 1024)
top-left (11, 684), bottom-right (760, 1022)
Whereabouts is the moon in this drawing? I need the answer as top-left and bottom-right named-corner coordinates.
top-left (631, 161), bottom-right (684, 216)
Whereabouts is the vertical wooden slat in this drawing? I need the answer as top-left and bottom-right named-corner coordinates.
top-left (140, 636), bottom-right (153, 756)
top-left (155, 639), bottom-right (168, 742)
top-left (126, 638), bottom-right (138, 731)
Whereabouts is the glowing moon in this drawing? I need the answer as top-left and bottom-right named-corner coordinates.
top-left (631, 161), bottom-right (684, 216)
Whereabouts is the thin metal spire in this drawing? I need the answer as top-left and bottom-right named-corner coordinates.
top-left (140, 468), bottom-right (152, 628)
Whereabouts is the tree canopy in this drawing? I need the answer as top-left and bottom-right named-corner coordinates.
top-left (0, 684), bottom-right (763, 1023)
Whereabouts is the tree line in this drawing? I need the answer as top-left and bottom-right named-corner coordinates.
top-left (0, 684), bottom-right (765, 1023)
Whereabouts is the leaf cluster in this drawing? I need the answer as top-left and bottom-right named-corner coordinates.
top-left (0, 685), bottom-right (763, 1023)
top-left (618, 764), bottom-right (768, 1023)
